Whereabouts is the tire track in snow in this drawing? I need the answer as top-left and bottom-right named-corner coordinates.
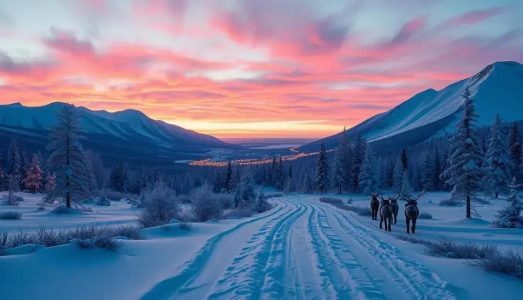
top-left (314, 206), bottom-right (384, 299)
top-left (207, 201), bottom-right (305, 299)
top-left (330, 207), bottom-right (461, 300)
top-left (141, 200), bottom-right (291, 300)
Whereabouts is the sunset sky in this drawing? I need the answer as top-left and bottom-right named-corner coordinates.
top-left (1, 0), bottom-right (522, 138)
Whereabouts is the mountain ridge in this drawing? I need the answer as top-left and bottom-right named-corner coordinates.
top-left (299, 60), bottom-right (523, 152)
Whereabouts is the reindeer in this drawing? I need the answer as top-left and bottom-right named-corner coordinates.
top-left (370, 192), bottom-right (380, 220)
top-left (391, 196), bottom-right (400, 224)
top-left (379, 196), bottom-right (393, 232)
top-left (405, 191), bottom-right (425, 234)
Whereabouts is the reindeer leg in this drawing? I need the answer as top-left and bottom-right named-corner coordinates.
top-left (406, 218), bottom-right (410, 234)
top-left (388, 217), bottom-right (392, 231)
top-left (412, 219), bottom-right (417, 234)
top-left (380, 216), bottom-right (383, 229)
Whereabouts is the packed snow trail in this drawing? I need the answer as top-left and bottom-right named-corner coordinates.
top-left (141, 196), bottom-right (459, 300)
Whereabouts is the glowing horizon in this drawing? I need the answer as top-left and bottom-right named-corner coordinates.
top-left (1, 0), bottom-right (522, 139)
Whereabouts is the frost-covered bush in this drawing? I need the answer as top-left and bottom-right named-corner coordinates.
top-left (138, 183), bottom-right (178, 227)
top-left (2, 194), bottom-right (24, 206)
top-left (475, 250), bottom-right (523, 279)
top-left (1, 225), bottom-right (141, 252)
top-left (0, 211), bottom-right (22, 220)
top-left (426, 240), bottom-right (497, 259)
top-left (319, 197), bottom-right (343, 205)
top-left (96, 195), bottom-right (111, 206)
top-left (419, 212), bottom-right (433, 219)
top-left (493, 178), bottom-right (523, 228)
top-left (179, 222), bottom-right (192, 231)
top-left (191, 187), bottom-right (224, 222)
top-left (253, 192), bottom-right (272, 213)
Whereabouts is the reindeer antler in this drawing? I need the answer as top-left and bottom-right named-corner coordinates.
top-left (414, 190), bottom-right (426, 201)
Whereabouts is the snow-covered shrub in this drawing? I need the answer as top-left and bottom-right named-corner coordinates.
top-left (418, 212), bottom-right (433, 219)
top-left (96, 195), bottom-right (111, 206)
top-left (224, 208), bottom-right (254, 219)
top-left (191, 187), bottom-right (224, 222)
top-left (319, 197), bottom-right (343, 205)
top-left (51, 205), bottom-right (81, 214)
top-left (2, 225), bottom-right (141, 252)
top-left (139, 183), bottom-right (178, 228)
top-left (475, 250), bottom-right (523, 280)
top-left (104, 190), bottom-right (128, 201)
top-left (2, 194), bottom-right (24, 206)
top-left (493, 178), bottom-right (523, 228)
top-left (0, 211), bottom-right (22, 220)
top-left (253, 192), bottom-right (272, 213)
top-left (427, 240), bottom-right (497, 259)
top-left (439, 198), bottom-right (461, 206)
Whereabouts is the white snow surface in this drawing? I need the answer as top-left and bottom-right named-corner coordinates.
top-left (1, 192), bottom-right (523, 299)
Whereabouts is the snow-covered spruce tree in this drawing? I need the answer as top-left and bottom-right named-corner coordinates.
top-left (392, 158), bottom-right (404, 193)
top-left (344, 140), bottom-right (354, 191)
top-left (7, 139), bottom-right (21, 191)
top-left (316, 143), bottom-right (329, 194)
top-left (359, 148), bottom-right (379, 194)
top-left (493, 177), bottom-right (523, 228)
top-left (441, 88), bottom-right (484, 218)
top-left (333, 130), bottom-right (349, 193)
top-left (399, 170), bottom-right (411, 200)
top-left (23, 154), bottom-right (43, 193)
top-left (351, 137), bottom-right (366, 192)
top-left (224, 160), bottom-right (233, 192)
top-left (509, 122), bottom-right (522, 183)
top-left (401, 148), bottom-right (409, 171)
top-left (234, 172), bottom-right (256, 208)
top-left (109, 163), bottom-right (128, 192)
top-left (433, 148), bottom-right (442, 190)
top-left (47, 105), bottom-right (90, 208)
top-left (485, 115), bottom-right (512, 198)
top-left (421, 153), bottom-right (434, 191)
top-left (274, 157), bottom-right (284, 191)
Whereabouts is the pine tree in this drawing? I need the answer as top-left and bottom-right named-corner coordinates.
top-left (7, 139), bottom-right (21, 190)
top-left (421, 153), bottom-right (434, 191)
top-left (47, 105), bottom-right (90, 208)
top-left (401, 148), bottom-right (409, 171)
top-left (23, 154), bottom-right (43, 193)
top-left (493, 178), bottom-right (523, 228)
top-left (274, 157), bottom-right (284, 190)
top-left (333, 132), bottom-right (348, 193)
top-left (393, 158), bottom-right (404, 193)
top-left (344, 141), bottom-right (354, 191)
top-left (485, 115), bottom-right (512, 198)
top-left (359, 148), bottom-right (378, 194)
top-left (224, 160), bottom-right (233, 192)
top-left (399, 170), bottom-right (411, 200)
top-left (316, 143), bottom-right (329, 194)
top-left (509, 123), bottom-right (522, 183)
top-left (109, 163), bottom-right (128, 192)
top-left (433, 148), bottom-right (441, 190)
top-left (351, 137), bottom-right (365, 192)
top-left (441, 88), bottom-right (484, 218)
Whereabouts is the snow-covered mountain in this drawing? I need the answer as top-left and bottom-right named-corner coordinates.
top-left (300, 61), bottom-right (523, 152)
top-left (0, 102), bottom-right (232, 165)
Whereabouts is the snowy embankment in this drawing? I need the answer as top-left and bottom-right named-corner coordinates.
top-left (1, 192), bottom-right (523, 299)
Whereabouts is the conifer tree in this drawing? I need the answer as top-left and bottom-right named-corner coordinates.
top-left (316, 143), bottom-right (329, 194)
top-left (421, 153), bottom-right (434, 190)
top-left (485, 115), bottom-right (511, 198)
top-left (359, 148), bottom-right (378, 194)
top-left (509, 122), bottom-right (522, 183)
top-left (493, 178), bottom-right (523, 228)
top-left (333, 131), bottom-right (348, 193)
top-left (7, 139), bottom-right (21, 190)
top-left (224, 160), bottom-right (233, 192)
top-left (47, 105), bottom-right (90, 208)
top-left (45, 173), bottom-right (57, 193)
top-left (109, 163), bottom-right (128, 192)
top-left (441, 88), bottom-right (484, 218)
top-left (23, 154), bottom-right (43, 193)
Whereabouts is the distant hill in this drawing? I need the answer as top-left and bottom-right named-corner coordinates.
top-left (0, 102), bottom-right (234, 166)
top-left (300, 61), bottom-right (523, 152)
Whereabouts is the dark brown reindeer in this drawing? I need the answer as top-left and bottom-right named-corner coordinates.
top-left (379, 196), bottom-right (393, 232)
top-left (391, 197), bottom-right (400, 224)
top-left (370, 193), bottom-right (380, 220)
top-left (405, 191), bottom-right (425, 234)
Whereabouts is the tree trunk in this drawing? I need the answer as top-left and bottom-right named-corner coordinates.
top-left (495, 192), bottom-right (499, 198)
top-left (466, 194), bottom-right (471, 218)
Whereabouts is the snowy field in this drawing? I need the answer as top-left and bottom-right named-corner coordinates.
top-left (1, 192), bottom-right (523, 299)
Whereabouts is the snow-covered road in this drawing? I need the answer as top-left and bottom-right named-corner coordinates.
top-left (142, 196), bottom-right (460, 300)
